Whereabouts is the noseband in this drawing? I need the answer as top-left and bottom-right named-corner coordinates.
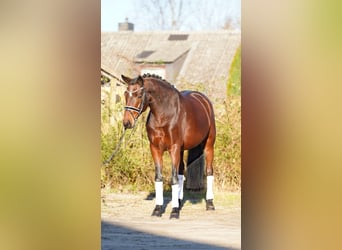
top-left (124, 87), bottom-right (146, 122)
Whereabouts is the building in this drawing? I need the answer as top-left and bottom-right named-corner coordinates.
top-left (101, 22), bottom-right (240, 104)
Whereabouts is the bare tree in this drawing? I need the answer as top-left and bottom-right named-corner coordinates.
top-left (169, 0), bottom-right (182, 30)
top-left (132, 0), bottom-right (240, 31)
top-left (189, 0), bottom-right (241, 30)
top-left (133, 0), bottom-right (189, 30)
top-left (222, 15), bottom-right (241, 30)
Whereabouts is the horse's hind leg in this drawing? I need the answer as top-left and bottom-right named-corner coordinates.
top-left (178, 150), bottom-right (185, 208)
top-left (204, 127), bottom-right (216, 210)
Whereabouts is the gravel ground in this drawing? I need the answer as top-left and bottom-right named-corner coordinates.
top-left (101, 191), bottom-right (241, 250)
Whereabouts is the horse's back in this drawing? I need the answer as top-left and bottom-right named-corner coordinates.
top-left (180, 90), bottom-right (215, 122)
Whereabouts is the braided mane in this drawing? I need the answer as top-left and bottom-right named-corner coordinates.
top-left (142, 73), bottom-right (173, 87)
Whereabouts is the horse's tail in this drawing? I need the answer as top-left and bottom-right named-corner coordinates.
top-left (186, 143), bottom-right (205, 191)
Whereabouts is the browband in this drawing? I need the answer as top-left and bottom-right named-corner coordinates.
top-left (125, 87), bottom-right (144, 97)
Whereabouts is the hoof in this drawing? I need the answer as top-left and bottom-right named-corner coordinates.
top-left (170, 207), bottom-right (180, 219)
top-left (151, 205), bottom-right (163, 217)
top-left (206, 199), bottom-right (215, 210)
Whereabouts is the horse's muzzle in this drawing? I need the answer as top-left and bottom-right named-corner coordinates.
top-left (123, 120), bottom-right (133, 129)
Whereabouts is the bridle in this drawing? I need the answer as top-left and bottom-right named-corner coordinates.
top-left (124, 87), bottom-right (146, 123)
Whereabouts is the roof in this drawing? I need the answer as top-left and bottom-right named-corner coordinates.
top-left (134, 43), bottom-right (190, 63)
top-left (101, 30), bottom-right (241, 102)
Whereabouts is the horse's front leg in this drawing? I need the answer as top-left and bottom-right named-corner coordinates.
top-left (169, 144), bottom-right (182, 219)
top-left (150, 144), bottom-right (164, 217)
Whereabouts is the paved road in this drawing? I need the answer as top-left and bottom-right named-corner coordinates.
top-left (101, 191), bottom-right (241, 250)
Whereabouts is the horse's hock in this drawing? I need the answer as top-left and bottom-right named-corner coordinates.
top-left (186, 154), bottom-right (205, 190)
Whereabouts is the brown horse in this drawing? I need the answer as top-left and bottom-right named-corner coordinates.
top-left (121, 74), bottom-right (216, 219)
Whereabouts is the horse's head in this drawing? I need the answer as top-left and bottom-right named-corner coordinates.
top-left (121, 75), bottom-right (147, 129)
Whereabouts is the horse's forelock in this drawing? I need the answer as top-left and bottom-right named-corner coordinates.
top-left (129, 75), bottom-right (144, 86)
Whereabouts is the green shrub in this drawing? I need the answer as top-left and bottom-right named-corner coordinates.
top-left (101, 109), bottom-right (156, 192)
top-left (227, 45), bottom-right (241, 96)
top-left (213, 45), bottom-right (241, 190)
top-left (214, 97), bottom-right (241, 191)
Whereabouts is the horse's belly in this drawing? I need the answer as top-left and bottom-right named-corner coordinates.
top-left (183, 126), bottom-right (209, 150)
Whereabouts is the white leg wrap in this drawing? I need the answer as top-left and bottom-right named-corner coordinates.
top-left (206, 176), bottom-right (214, 200)
top-left (178, 175), bottom-right (184, 200)
top-left (155, 181), bottom-right (163, 205)
top-left (171, 184), bottom-right (179, 208)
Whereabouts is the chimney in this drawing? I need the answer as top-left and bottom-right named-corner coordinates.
top-left (118, 18), bottom-right (134, 31)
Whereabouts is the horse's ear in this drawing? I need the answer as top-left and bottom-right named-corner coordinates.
top-left (137, 75), bottom-right (144, 86)
top-left (121, 75), bottom-right (131, 85)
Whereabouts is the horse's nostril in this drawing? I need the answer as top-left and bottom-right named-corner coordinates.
top-left (123, 120), bottom-right (131, 129)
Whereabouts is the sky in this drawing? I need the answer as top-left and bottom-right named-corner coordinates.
top-left (101, 0), bottom-right (134, 31)
top-left (101, 0), bottom-right (241, 32)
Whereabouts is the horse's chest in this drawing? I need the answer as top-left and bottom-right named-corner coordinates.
top-left (147, 127), bottom-right (171, 150)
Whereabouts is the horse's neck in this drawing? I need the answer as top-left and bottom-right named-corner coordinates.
top-left (146, 80), bottom-right (180, 118)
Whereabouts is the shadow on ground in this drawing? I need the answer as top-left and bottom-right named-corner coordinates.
top-left (101, 220), bottom-right (239, 250)
top-left (144, 189), bottom-right (207, 216)
top-left (145, 189), bottom-right (206, 204)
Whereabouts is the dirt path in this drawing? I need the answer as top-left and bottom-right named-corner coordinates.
top-left (101, 190), bottom-right (240, 250)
